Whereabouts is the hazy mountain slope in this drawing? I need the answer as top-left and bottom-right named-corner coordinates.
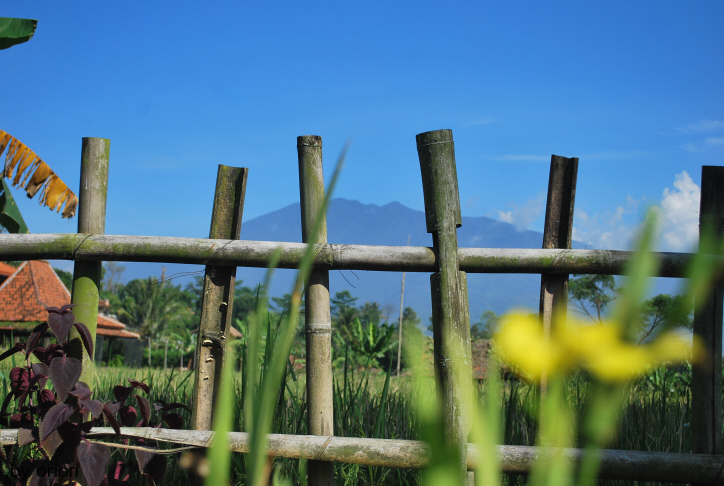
top-left (116, 198), bottom-right (571, 325)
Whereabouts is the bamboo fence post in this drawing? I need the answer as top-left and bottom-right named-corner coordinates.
top-left (539, 155), bottom-right (577, 329)
top-left (70, 137), bottom-right (109, 384)
top-left (298, 135), bottom-right (335, 486)
top-left (538, 155), bottom-right (578, 403)
top-left (191, 165), bottom-right (248, 431)
top-left (691, 165), bottom-right (724, 455)
top-left (417, 129), bottom-right (473, 485)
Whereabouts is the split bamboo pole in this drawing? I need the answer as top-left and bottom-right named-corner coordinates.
top-left (70, 137), bottom-right (109, 384)
top-left (539, 155), bottom-right (577, 330)
top-left (691, 165), bottom-right (724, 456)
top-left (191, 165), bottom-right (248, 432)
top-left (538, 155), bottom-right (577, 404)
top-left (298, 135), bottom-right (335, 486)
top-left (417, 129), bottom-right (472, 484)
top-left (0, 233), bottom-right (705, 277)
top-left (2, 427), bottom-right (720, 484)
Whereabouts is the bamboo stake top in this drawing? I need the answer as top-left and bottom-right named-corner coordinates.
top-left (416, 129), bottom-right (462, 233)
top-left (298, 135), bottom-right (327, 244)
top-left (78, 137), bottom-right (110, 235)
top-left (542, 155), bottom-right (578, 250)
top-left (297, 135), bottom-right (322, 148)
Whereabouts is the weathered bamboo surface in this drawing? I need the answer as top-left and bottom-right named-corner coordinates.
top-left (692, 165), bottom-right (724, 455)
top-left (0, 233), bottom-right (701, 277)
top-left (70, 137), bottom-right (110, 385)
top-left (417, 128), bottom-right (471, 484)
top-left (191, 165), bottom-right (247, 432)
top-left (298, 134), bottom-right (335, 486)
top-left (0, 428), bottom-right (721, 483)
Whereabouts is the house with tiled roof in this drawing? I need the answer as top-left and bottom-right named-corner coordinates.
top-left (0, 260), bottom-right (140, 357)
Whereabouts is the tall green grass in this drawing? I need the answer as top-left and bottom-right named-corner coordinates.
top-left (0, 352), bottom-right (711, 485)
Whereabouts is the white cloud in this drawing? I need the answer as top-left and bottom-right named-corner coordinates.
top-left (677, 120), bottom-right (724, 134)
top-left (659, 171), bottom-right (700, 251)
top-left (675, 121), bottom-right (724, 152)
top-left (681, 143), bottom-right (699, 153)
top-left (496, 192), bottom-right (546, 231)
top-left (572, 172), bottom-right (701, 252)
top-left (571, 199), bottom-right (642, 250)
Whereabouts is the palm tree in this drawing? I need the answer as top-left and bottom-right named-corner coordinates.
top-left (117, 277), bottom-right (192, 339)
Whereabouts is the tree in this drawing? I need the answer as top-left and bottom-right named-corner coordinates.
top-left (331, 290), bottom-right (359, 331)
top-left (568, 274), bottom-right (617, 324)
top-left (103, 261), bottom-right (126, 296)
top-left (638, 294), bottom-right (693, 344)
top-left (234, 282), bottom-right (264, 324)
top-left (471, 310), bottom-right (500, 340)
top-left (396, 307), bottom-right (423, 372)
top-left (117, 277), bottom-right (192, 339)
top-left (270, 292), bottom-right (305, 318)
top-left (358, 301), bottom-right (382, 326)
top-left (54, 267), bottom-right (73, 291)
top-left (398, 306), bottom-right (421, 329)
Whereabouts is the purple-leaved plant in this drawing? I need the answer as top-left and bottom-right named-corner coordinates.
top-left (0, 304), bottom-right (189, 486)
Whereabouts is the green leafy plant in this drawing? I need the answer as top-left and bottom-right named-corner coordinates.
top-left (0, 18), bottom-right (37, 50)
top-left (334, 318), bottom-right (396, 370)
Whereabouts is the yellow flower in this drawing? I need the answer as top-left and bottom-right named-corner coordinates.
top-left (583, 343), bottom-right (652, 381)
top-left (493, 313), bottom-right (569, 380)
top-left (493, 313), bottom-right (703, 382)
top-left (650, 331), bottom-right (705, 364)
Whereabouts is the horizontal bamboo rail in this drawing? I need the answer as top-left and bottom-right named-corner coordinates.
top-left (0, 233), bottom-right (701, 277)
top-left (0, 427), bottom-right (720, 483)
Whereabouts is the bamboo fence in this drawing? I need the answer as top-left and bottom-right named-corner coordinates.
top-left (0, 428), bottom-right (721, 484)
top-left (0, 233), bottom-right (702, 276)
top-left (0, 131), bottom-right (722, 485)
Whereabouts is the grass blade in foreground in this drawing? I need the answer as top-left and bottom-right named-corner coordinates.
top-left (205, 350), bottom-right (235, 486)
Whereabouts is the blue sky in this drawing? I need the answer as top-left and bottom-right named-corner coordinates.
top-left (3, 2), bottom-right (723, 272)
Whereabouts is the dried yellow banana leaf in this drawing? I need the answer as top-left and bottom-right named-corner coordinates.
top-left (0, 130), bottom-right (77, 218)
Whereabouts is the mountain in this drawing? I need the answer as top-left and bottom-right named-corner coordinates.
top-left (112, 198), bottom-right (582, 326)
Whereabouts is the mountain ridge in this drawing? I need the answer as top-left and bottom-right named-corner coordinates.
top-left (108, 198), bottom-right (582, 325)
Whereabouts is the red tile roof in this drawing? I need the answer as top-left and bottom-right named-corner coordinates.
top-left (98, 314), bottom-right (142, 339)
top-left (0, 262), bottom-right (16, 278)
top-left (0, 261), bottom-right (140, 340)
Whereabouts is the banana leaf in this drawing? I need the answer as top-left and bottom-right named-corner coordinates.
top-left (0, 178), bottom-right (29, 233)
top-left (0, 18), bottom-right (38, 50)
top-left (0, 130), bottom-right (78, 218)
